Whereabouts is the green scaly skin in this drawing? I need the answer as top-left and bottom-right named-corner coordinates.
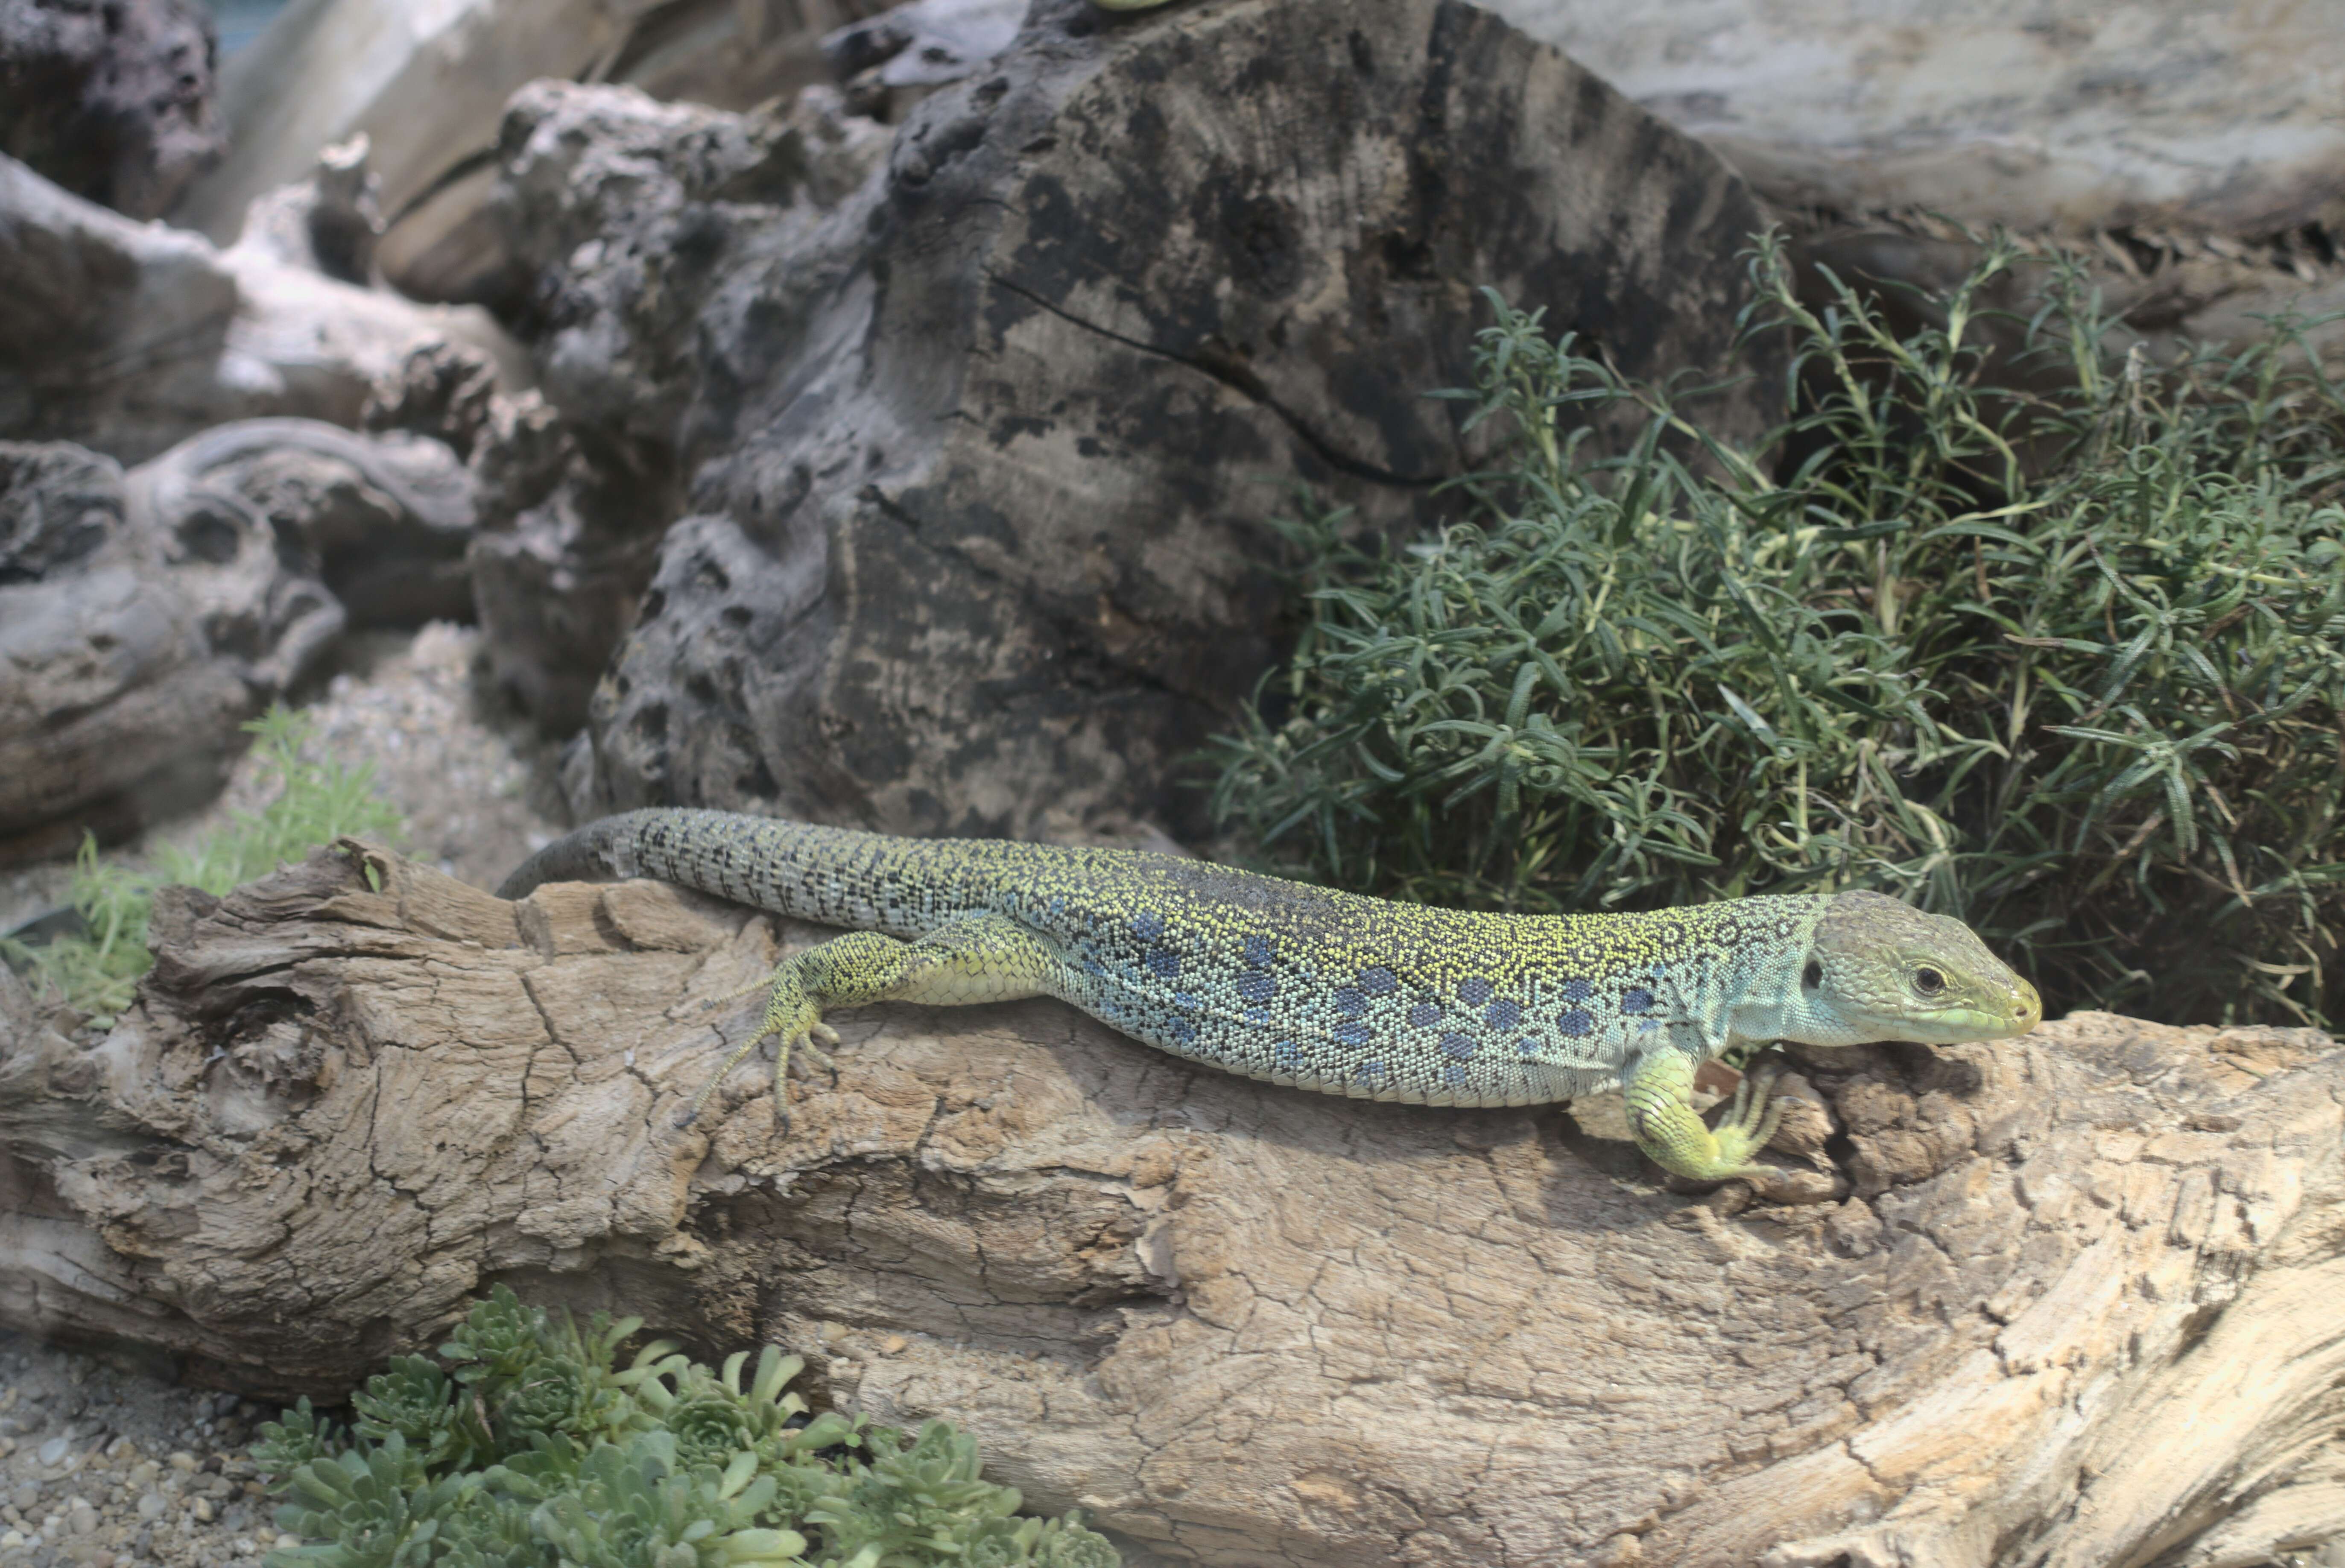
top-left (499, 810), bottom-right (2042, 1185)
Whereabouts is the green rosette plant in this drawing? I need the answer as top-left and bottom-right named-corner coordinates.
top-left (251, 1287), bottom-right (1120, 1568)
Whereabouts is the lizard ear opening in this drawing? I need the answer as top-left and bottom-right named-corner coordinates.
top-left (1801, 958), bottom-right (1823, 991)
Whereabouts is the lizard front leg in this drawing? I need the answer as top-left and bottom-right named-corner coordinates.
top-left (682, 913), bottom-right (1057, 1128)
top-left (1622, 1048), bottom-right (1785, 1183)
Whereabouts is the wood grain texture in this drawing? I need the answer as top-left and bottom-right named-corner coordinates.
top-left (3, 841), bottom-right (2341, 1566)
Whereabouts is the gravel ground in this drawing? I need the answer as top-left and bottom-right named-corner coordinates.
top-left (0, 1338), bottom-right (287, 1568)
top-left (1, 621), bottom-right (572, 1568)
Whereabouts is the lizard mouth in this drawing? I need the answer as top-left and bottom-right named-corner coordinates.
top-left (1896, 979), bottom-right (2042, 1042)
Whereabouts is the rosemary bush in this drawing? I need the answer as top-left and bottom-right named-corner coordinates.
top-left (3, 706), bottom-right (403, 1021)
top-left (1211, 234), bottom-right (2345, 1025)
top-left (253, 1286), bottom-right (1119, 1568)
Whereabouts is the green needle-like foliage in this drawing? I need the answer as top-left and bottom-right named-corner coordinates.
top-left (1212, 232), bottom-right (2345, 1025)
top-left (3, 705), bottom-right (404, 1021)
top-left (251, 1287), bottom-right (1120, 1568)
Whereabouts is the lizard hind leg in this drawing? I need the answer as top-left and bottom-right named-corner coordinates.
top-left (679, 915), bottom-right (1058, 1130)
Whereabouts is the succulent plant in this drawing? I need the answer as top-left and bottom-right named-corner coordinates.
top-left (251, 1288), bottom-right (1118, 1568)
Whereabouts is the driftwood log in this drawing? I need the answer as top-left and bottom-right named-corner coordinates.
top-left (4, 842), bottom-right (2344, 1567)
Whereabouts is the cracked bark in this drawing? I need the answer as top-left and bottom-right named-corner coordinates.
top-left (5, 843), bottom-right (2345, 1567)
top-left (553, 0), bottom-right (1784, 841)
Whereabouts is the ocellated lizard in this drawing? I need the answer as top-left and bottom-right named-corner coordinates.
top-left (498, 809), bottom-right (2041, 1183)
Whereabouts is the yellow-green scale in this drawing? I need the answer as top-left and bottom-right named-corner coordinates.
top-left (505, 808), bottom-right (1827, 1108)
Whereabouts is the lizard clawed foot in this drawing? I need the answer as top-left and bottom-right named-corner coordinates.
top-left (675, 966), bottom-right (832, 1131)
top-left (1705, 1062), bottom-right (1786, 1177)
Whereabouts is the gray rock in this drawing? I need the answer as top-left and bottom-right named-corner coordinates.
top-left (0, 440), bottom-right (256, 862)
top-left (519, 0), bottom-right (1784, 839)
top-left (0, 0), bottom-right (223, 218)
top-left (468, 82), bottom-right (890, 733)
top-left (822, 0), bottom-right (1025, 118)
top-left (0, 147), bottom-right (522, 466)
top-left (0, 420), bottom-right (473, 862)
top-left (1477, 0), bottom-right (2345, 236)
top-left (133, 418), bottom-right (479, 629)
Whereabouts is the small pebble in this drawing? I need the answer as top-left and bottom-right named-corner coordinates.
top-left (68, 1499), bottom-right (96, 1535)
top-left (274, 1533), bottom-right (302, 1550)
top-left (36, 1437), bottom-right (67, 1466)
top-left (191, 1496), bottom-right (214, 1523)
top-left (0, 1530), bottom-right (21, 1549)
top-left (164, 1453), bottom-right (195, 1474)
top-left (135, 1492), bottom-right (164, 1521)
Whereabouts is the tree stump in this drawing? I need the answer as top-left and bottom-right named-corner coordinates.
top-left (4, 842), bottom-right (2342, 1566)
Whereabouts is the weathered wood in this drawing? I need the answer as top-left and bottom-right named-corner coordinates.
top-left (3, 842), bottom-right (2342, 1567)
top-left (529, 0), bottom-right (1788, 841)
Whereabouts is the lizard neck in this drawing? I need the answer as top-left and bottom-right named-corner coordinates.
top-left (1714, 898), bottom-right (1880, 1051)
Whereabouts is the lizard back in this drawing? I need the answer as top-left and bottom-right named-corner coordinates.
top-left (499, 809), bottom-right (1826, 1106)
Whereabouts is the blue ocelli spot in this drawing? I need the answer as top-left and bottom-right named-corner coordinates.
top-left (1622, 986), bottom-right (1654, 1014)
top-left (1443, 1063), bottom-right (1468, 1088)
top-left (1557, 1008), bottom-right (1593, 1038)
top-left (1132, 912), bottom-right (1166, 942)
top-left (1517, 1035), bottom-right (1543, 1056)
top-left (1167, 1016), bottom-right (1198, 1046)
top-left (1332, 986), bottom-right (1368, 1018)
top-left (1458, 976), bottom-right (1495, 1006)
top-left (1407, 1001), bottom-right (1443, 1028)
top-left (1356, 965), bottom-right (1398, 995)
top-left (1333, 1020), bottom-right (1373, 1047)
top-left (1237, 970), bottom-right (1276, 1004)
top-left (1439, 1031), bottom-right (1477, 1059)
top-left (1242, 934), bottom-right (1275, 966)
top-left (1147, 945), bottom-right (1181, 979)
top-left (1484, 998), bottom-right (1523, 1029)
top-left (1558, 977), bottom-right (1593, 1002)
top-left (1358, 1059), bottom-right (1386, 1081)
top-left (1273, 1040), bottom-right (1304, 1067)
top-left (1244, 1006), bottom-right (1270, 1028)
top-left (1172, 991), bottom-right (1197, 1010)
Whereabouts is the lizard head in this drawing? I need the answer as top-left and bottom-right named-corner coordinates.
top-left (1799, 890), bottom-right (2040, 1044)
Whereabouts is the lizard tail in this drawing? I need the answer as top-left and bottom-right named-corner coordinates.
top-left (494, 809), bottom-right (998, 937)
top-left (495, 813), bottom-right (652, 900)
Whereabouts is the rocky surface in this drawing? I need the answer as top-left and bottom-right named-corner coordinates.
top-left (1795, 215), bottom-right (2345, 393)
top-left (0, 145), bottom-right (520, 467)
top-left (0, 436), bottom-right (326, 866)
top-left (3, 840), bottom-right (2342, 1565)
top-left (518, 0), bottom-right (1782, 841)
top-left (0, 0), bottom-right (222, 219)
top-left (0, 421), bottom-right (488, 865)
top-left (823, 0), bottom-right (1026, 120)
top-left (1479, 0), bottom-right (2345, 237)
top-left (459, 80), bottom-right (892, 734)
top-left (172, 0), bottom-right (887, 307)
top-left (0, 618), bottom-right (564, 986)
top-left (0, 1342), bottom-right (281, 1568)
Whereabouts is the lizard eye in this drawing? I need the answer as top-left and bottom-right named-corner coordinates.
top-left (1801, 960), bottom-right (1823, 990)
top-left (1914, 966), bottom-right (1947, 997)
